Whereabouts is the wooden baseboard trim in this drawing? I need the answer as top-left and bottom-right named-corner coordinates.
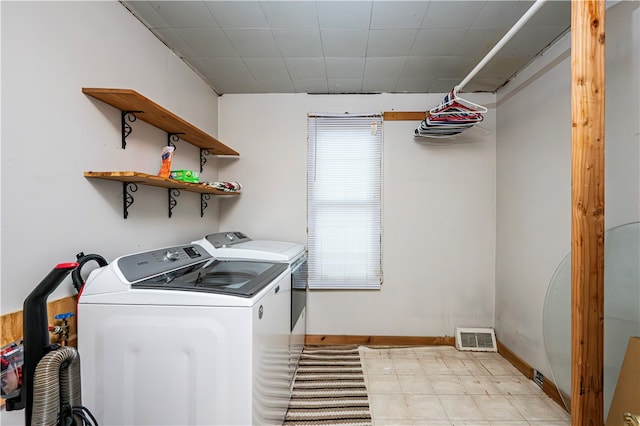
top-left (497, 340), bottom-right (570, 413)
top-left (496, 340), bottom-right (534, 379)
top-left (305, 334), bottom-right (455, 347)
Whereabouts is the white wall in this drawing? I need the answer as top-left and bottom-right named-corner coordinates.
top-left (495, 0), bottom-right (639, 411)
top-left (218, 92), bottom-right (497, 336)
top-left (1, 1), bottom-right (222, 317)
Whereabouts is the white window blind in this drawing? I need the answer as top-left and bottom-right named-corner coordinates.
top-left (307, 114), bottom-right (382, 290)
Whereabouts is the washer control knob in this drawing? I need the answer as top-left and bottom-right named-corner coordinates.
top-left (164, 249), bottom-right (180, 261)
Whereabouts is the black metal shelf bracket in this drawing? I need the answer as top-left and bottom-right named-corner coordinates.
top-left (200, 149), bottom-right (210, 173)
top-left (167, 133), bottom-right (183, 150)
top-left (122, 182), bottom-right (138, 219)
top-left (200, 193), bottom-right (211, 217)
top-left (168, 188), bottom-right (181, 218)
top-left (121, 111), bottom-right (142, 149)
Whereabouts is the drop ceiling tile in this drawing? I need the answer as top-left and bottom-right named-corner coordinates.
top-left (176, 27), bottom-right (237, 57)
top-left (317, 1), bottom-right (373, 29)
top-left (401, 57), bottom-right (438, 79)
top-left (428, 78), bottom-right (461, 93)
top-left (367, 29), bottom-right (419, 57)
top-left (474, 56), bottom-right (532, 79)
top-left (328, 79), bottom-right (364, 93)
top-left (206, 79), bottom-right (226, 95)
top-left (122, 1), bottom-right (170, 29)
top-left (153, 28), bottom-right (199, 60)
top-left (370, 1), bottom-right (429, 29)
top-left (204, 1), bottom-right (268, 29)
top-left (262, 2), bottom-right (319, 28)
top-left (244, 57), bottom-right (291, 80)
top-left (321, 29), bottom-right (369, 57)
top-left (284, 57), bottom-right (326, 79)
top-left (395, 78), bottom-right (434, 93)
top-left (527, 1), bottom-right (571, 27)
top-left (223, 28), bottom-right (280, 57)
top-left (120, 0), bottom-right (572, 95)
top-left (293, 79), bottom-right (329, 94)
top-left (463, 78), bottom-right (506, 92)
top-left (421, 1), bottom-right (486, 29)
top-left (362, 78), bottom-right (398, 93)
top-left (209, 78), bottom-right (263, 94)
top-left (201, 57), bottom-right (253, 80)
top-left (257, 79), bottom-right (296, 93)
top-left (272, 29), bottom-right (323, 57)
top-left (148, 1), bottom-right (218, 28)
top-left (472, 1), bottom-right (533, 29)
top-left (364, 57), bottom-right (407, 79)
top-left (402, 56), bottom-right (474, 79)
top-left (453, 27), bottom-right (506, 57)
top-left (410, 28), bottom-right (468, 56)
top-left (183, 57), bottom-right (209, 75)
top-left (499, 25), bottom-right (569, 57)
top-left (324, 57), bottom-right (365, 79)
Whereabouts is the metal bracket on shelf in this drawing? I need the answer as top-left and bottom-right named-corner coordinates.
top-left (121, 111), bottom-right (142, 149)
top-left (167, 133), bottom-right (184, 150)
top-left (168, 188), bottom-right (181, 218)
top-left (200, 193), bottom-right (211, 217)
top-left (200, 149), bottom-right (210, 173)
top-left (122, 182), bottom-right (138, 219)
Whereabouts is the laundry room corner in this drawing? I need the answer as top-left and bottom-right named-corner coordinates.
top-left (1, 1), bottom-right (226, 317)
top-left (2, 3), bottom-right (227, 422)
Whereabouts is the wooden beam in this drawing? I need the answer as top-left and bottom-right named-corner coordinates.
top-left (570, 1), bottom-right (606, 425)
top-left (383, 111), bottom-right (427, 121)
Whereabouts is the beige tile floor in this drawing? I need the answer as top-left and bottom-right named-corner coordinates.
top-left (359, 346), bottom-right (571, 426)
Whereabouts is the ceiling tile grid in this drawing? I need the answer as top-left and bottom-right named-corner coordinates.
top-left (122, 0), bottom-right (571, 95)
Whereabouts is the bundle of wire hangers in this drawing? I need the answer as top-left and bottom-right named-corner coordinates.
top-left (414, 88), bottom-right (488, 139)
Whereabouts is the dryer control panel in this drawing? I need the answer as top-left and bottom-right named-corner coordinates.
top-left (205, 231), bottom-right (251, 248)
top-left (117, 244), bottom-right (212, 283)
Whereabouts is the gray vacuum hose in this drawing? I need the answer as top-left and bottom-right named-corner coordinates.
top-left (31, 346), bottom-right (82, 426)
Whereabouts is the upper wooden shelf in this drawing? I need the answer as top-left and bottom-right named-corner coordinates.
top-left (82, 88), bottom-right (239, 156)
top-left (84, 171), bottom-right (240, 195)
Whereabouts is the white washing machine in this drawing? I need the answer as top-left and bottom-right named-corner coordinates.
top-left (77, 243), bottom-right (291, 425)
top-left (191, 231), bottom-right (307, 385)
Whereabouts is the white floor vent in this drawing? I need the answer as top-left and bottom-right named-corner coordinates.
top-left (455, 327), bottom-right (497, 352)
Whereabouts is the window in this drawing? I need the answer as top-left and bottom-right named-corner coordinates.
top-left (307, 114), bottom-right (382, 289)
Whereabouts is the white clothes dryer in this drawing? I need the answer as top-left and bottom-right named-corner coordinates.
top-left (77, 244), bottom-right (291, 425)
top-left (191, 231), bottom-right (307, 384)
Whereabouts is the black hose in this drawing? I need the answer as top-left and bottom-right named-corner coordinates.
top-left (71, 253), bottom-right (107, 293)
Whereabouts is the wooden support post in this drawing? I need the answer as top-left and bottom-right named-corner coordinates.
top-left (571, 1), bottom-right (606, 425)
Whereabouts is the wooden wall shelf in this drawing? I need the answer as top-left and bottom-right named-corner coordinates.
top-left (82, 88), bottom-right (239, 156)
top-left (83, 87), bottom-right (241, 218)
top-left (84, 171), bottom-right (238, 194)
top-left (85, 171), bottom-right (239, 218)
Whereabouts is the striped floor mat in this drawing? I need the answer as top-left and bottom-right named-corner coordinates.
top-left (283, 345), bottom-right (372, 426)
